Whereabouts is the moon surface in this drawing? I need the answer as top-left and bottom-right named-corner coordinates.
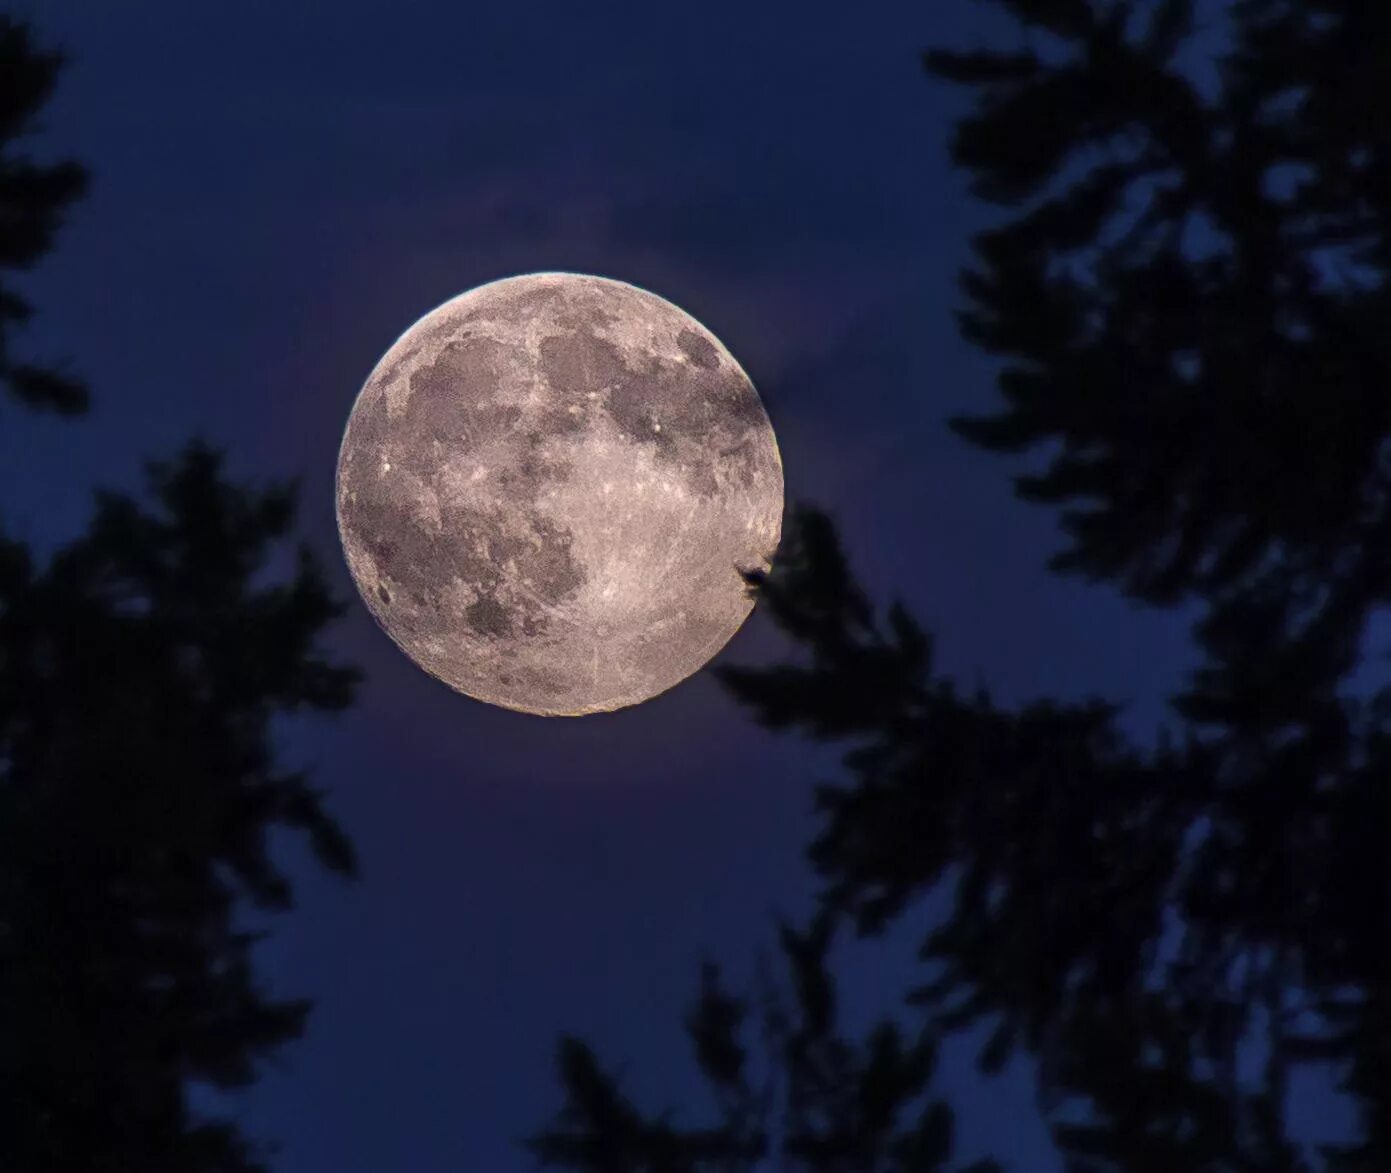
top-left (335, 272), bottom-right (784, 716)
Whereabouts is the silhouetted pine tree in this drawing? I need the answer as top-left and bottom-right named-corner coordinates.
top-left (529, 909), bottom-right (1001, 1173)
top-left (535, 1), bottom-right (1391, 1168)
top-left (916, 0), bottom-right (1391, 1164)
top-left (0, 15), bottom-right (87, 413)
top-left (0, 13), bottom-right (362, 1170)
top-left (718, 508), bottom-right (1318, 1170)
top-left (0, 445), bottom-right (361, 1171)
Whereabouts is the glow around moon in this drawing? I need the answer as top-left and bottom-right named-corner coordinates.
top-left (335, 272), bottom-right (784, 715)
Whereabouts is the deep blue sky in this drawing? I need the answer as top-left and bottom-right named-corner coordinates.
top-left (2, 1), bottom-right (1238, 1169)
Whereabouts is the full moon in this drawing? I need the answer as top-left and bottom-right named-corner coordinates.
top-left (335, 272), bottom-right (784, 716)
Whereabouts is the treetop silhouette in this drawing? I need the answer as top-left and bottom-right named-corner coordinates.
top-left (531, 908), bottom-right (1002, 1173)
top-left (0, 442), bottom-right (362, 1172)
top-left (0, 15), bottom-right (87, 414)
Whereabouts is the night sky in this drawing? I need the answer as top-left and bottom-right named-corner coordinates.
top-left (5, 2), bottom-right (1227, 1168)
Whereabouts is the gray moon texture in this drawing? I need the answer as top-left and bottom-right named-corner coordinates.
top-left (335, 272), bottom-right (784, 716)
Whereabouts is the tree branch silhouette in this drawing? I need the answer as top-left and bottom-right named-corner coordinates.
top-left (0, 16), bottom-right (88, 414)
top-left (529, 909), bottom-right (1001, 1173)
